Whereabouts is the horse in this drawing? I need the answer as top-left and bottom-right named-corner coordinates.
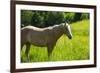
top-left (21, 22), bottom-right (72, 58)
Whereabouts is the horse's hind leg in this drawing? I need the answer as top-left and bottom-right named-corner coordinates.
top-left (25, 42), bottom-right (31, 60)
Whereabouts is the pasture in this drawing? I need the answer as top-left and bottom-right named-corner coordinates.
top-left (21, 20), bottom-right (90, 62)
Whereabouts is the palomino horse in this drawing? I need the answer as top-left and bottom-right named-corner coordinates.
top-left (21, 22), bottom-right (72, 58)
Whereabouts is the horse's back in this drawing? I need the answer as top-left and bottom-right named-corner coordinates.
top-left (22, 25), bottom-right (46, 31)
top-left (21, 26), bottom-right (51, 46)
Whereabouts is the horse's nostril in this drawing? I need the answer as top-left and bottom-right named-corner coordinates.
top-left (69, 36), bottom-right (72, 39)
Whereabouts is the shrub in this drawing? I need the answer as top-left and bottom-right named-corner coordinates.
top-left (21, 10), bottom-right (33, 27)
top-left (64, 13), bottom-right (75, 23)
top-left (80, 13), bottom-right (89, 20)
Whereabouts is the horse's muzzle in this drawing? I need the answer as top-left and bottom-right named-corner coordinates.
top-left (69, 36), bottom-right (72, 39)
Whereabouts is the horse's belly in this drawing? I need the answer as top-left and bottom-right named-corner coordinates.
top-left (28, 32), bottom-right (47, 47)
top-left (31, 39), bottom-right (46, 47)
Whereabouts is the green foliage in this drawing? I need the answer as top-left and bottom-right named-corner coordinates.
top-left (21, 10), bottom-right (33, 27)
top-left (64, 13), bottom-right (82, 23)
top-left (31, 11), bottom-right (47, 27)
top-left (45, 12), bottom-right (65, 26)
top-left (80, 13), bottom-right (90, 20)
top-left (64, 13), bottom-right (75, 23)
top-left (21, 20), bottom-right (90, 62)
top-left (21, 10), bottom-right (89, 27)
top-left (74, 13), bottom-right (81, 22)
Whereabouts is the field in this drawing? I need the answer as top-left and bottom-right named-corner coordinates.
top-left (21, 20), bottom-right (90, 62)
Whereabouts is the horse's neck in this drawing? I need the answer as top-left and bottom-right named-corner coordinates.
top-left (53, 25), bottom-right (64, 41)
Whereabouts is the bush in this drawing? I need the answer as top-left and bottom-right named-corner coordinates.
top-left (31, 12), bottom-right (45, 28)
top-left (21, 10), bottom-right (33, 27)
top-left (45, 12), bottom-right (65, 27)
top-left (80, 13), bottom-right (89, 20)
top-left (21, 10), bottom-right (90, 28)
top-left (64, 13), bottom-right (75, 23)
top-left (74, 13), bottom-right (81, 22)
top-left (31, 11), bottom-right (65, 27)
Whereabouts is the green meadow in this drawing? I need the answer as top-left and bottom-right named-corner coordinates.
top-left (21, 20), bottom-right (90, 63)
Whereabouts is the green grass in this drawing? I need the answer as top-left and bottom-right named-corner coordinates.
top-left (21, 20), bottom-right (90, 63)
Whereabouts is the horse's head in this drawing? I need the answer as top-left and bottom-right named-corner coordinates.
top-left (63, 22), bottom-right (73, 39)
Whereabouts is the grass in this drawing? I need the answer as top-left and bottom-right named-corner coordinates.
top-left (21, 20), bottom-right (90, 63)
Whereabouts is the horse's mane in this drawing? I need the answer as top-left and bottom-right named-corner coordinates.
top-left (21, 23), bottom-right (65, 31)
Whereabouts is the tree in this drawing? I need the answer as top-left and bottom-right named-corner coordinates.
top-left (80, 13), bottom-right (89, 20)
top-left (45, 12), bottom-right (65, 27)
top-left (21, 10), bottom-right (90, 28)
top-left (31, 11), bottom-right (45, 28)
top-left (21, 10), bottom-right (33, 27)
top-left (64, 12), bottom-right (75, 23)
top-left (74, 13), bottom-right (81, 22)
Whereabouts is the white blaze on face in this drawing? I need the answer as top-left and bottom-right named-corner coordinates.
top-left (66, 23), bottom-right (73, 39)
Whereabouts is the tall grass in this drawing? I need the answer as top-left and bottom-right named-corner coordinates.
top-left (21, 20), bottom-right (90, 62)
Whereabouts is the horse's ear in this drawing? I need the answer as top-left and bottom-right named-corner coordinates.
top-left (64, 22), bottom-right (66, 26)
top-left (64, 22), bottom-right (69, 26)
top-left (66, 20), bottom-right (70, 24)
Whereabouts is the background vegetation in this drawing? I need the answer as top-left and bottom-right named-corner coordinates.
top-left (21, 10), bottom-right (89, 27)
top-left (21, 10), bottom-right (90, 62)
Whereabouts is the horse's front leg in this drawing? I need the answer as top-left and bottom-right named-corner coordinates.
top-left (47, 45), bottom-right (54, 60)
top-left (25, 42), bottom-right (31, 60)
